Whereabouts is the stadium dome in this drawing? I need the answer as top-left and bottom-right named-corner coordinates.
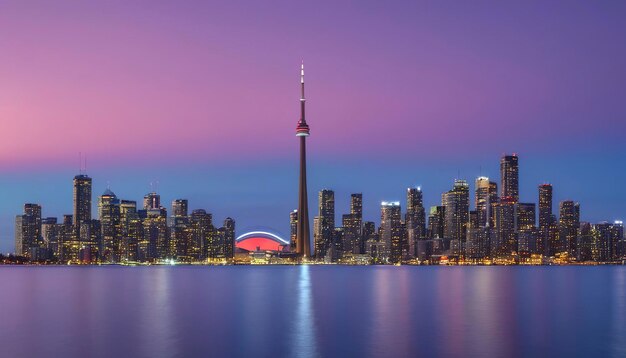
top-left (235, 231), bottom-right (289, 252)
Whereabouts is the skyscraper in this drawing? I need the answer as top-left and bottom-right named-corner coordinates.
top-left (15, 203), bottom-right (42, 257)
top-left (143, 192), bottom-right (161, 210)
top-left (381, 201), bottom-right (402, 264)
top-left (342, 193), bottom-right (363, 255)
top-left (516, 202), bottom-right (537, 255)
top-left (500, 154), bottom-right (519, 203)
top-left (442, 179), bottom-right (470, 250)
top-left (493, 197), bottom-right (517, 259)
top-left (98, 188), bottom-right (121, 262)
top-left (538, 184), bottom-right (553, 255)
top-left (295, 63), bottom-right (311, 258)
top-left (406, 187), bottom-right (426, 257)
top-left (314, 189), bottom-right (335, 259)
top-left (73, 174), bottom-right (92, 233)
top-left (559, 200), bottom-right (580, 258)
top-left (172, 199), bottom-right (189, 217)
top-left (222, 218), bottom-right (235, 259)
top-left (475, 177), bottom-right (498, 227)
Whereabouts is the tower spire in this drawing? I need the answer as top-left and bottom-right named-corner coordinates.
top-left (296, 62), bottom-right (309, 136)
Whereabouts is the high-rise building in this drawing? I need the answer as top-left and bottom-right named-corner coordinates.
top-left (442, 180), bottom-right (470, 252)
top-left (73, 174), bottom-right (92, 233)
top-left (381, 201), bottom-right (402, 264)
top-left (475, 177), bottom-right (498, 227)
top-left (578, 222), bottom-right (594, 261)
top-left (172, 199), bottom-right (188, 217)
top-left (120, 200), bottom-right (141, 262)
top-left (516, 203), bottom-right (536, 255)
top-left (15, 203), bottom-right (42, 257)
top-left (98, 188), bottom-right (121, 262)
top-left (350, 193), bottom-right (364, 253)
top-left (492, 197), bottom-right (517, 258)
top-left (428, 206), bottom-right (445, 239)
top-left (295, 63), bottom-right (311, 258)
top-left (314, 190), bottom-right (335, 259)
top-left (500, 154), bottom-right (519, 203)
top-left (143, 192), bottom-right (161, 210)
top-left (610, 221), bottom-right (624, 261)
top-left (42, 217), bottom-right (59, 258)
top-left (406, 187), bottom-right (426, 257)
top-left (190, 209), bottom-right (212, 261)
top-left (559, 200), bottom-right (580, 259)
top-left (538, 184), bottom-right (553, 255)
top-left (222, 218), bottom-right (235, 259)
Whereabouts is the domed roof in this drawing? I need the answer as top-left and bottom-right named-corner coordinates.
top-left (102, 188), bottom-right (117, 197)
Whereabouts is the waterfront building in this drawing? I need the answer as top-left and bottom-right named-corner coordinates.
top-left (500, 154), bottom-right (519, 203)
top-left (475, 177), bottom-right (498, 228)
top-left (406, 187), bottom-right (426, 257)
top-left (14, 203), bottom-right (42, 257)
top-left (493, 197), bottom-right (517, 258)
top-left (559, 200), bottom-right (580, 259)
top-left (99, 188), bottom-right (121, 262)
top-left (442, 179), bottom-right (470, 253)
top-left (381, 201), bottom-right (402, 264)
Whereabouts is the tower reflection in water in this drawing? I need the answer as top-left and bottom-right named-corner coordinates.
top-left (290, 265), bottom-right (319, 358)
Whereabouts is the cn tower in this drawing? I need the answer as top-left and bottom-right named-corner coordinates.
top-left (295, 62), bottom-right (311, 258)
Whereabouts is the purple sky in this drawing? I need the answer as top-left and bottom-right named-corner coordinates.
top-left (1, 1), bottom-right (626, 252)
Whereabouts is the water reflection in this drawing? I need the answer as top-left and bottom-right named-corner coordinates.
top-left (0, 266), bottom-right (625, 357)
top-left (290, 265), bottom-right (319, 358)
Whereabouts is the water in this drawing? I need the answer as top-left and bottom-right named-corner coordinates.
top-left (0, 265), bottom-right (624, 358)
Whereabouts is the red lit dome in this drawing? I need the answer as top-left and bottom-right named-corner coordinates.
top-left (235, 231), bottom-right (289, 252)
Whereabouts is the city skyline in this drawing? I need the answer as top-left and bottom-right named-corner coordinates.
top-left (2, 1), bottom-right (626, 252)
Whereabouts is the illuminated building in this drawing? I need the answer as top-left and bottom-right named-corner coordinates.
top-left (58, 215), bottom-right (75, 262)
top-left (610, 221), bottom-right (624, 261)
top-left (493, 197), bottom-right (517, 258)
top-left (500, 154), bottom-right (519, 203)
top-left (442, 179), bottom-right (469, 254)
top-left (42, 217), bottom-right (59, 258)
top-left (172, 199), bottom-right (188, 217)
top-left (120, 200), bottom-right (141, 262)
top-left (538, 184), bottom-right (553, 255)
top-left (73, 174), bottom-right (92, 237)
top-left (314, 189), bottom-right (335, 259)
top-left (547, 214), bottom-right (560, 256)
top-left (475, 177), bottom-right (498, 227)
top-left (222, 218), bottom-right (235, 259)
top-left (428, 206), bottom-right (445, 239)
top-left (406, 187), bottom-right (426, 257)
top-left (578, 222), bottom-right (594, 261)
top-left (381, 201), bottom-right (402, 264)
top-left (592, 222), bottom-right (611, 262)
top-left (559, 200), bottom-right (580, 258)
top-left (169, 199), bottom-right (191, 260)
top-left (235, 231), bottom-right (289, 252)
top-left (349, 193), bottom-right (364, 253)
top-left (190, 209), bottom-right (212, 260)
top-left (143, 192), bottom-right (160, 210)
top-left (295, 63), bottom-right (312, 258)
top-left (14, 203), bottom-right (42, 257)
top-left (290, 210), bottom-right (298, 251)
top-left (143, 209), bottom-right (168, 260)
top-left (99, 188), bottom-right (121, 262)
top-left (342, 212), bottom-right (361, 255)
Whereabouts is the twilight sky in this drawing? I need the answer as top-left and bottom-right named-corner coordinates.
top-left (1, 1), bottom-right (626, 252)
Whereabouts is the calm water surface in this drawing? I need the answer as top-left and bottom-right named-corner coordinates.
top-left (0, 265), bottom-right (625, 358)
